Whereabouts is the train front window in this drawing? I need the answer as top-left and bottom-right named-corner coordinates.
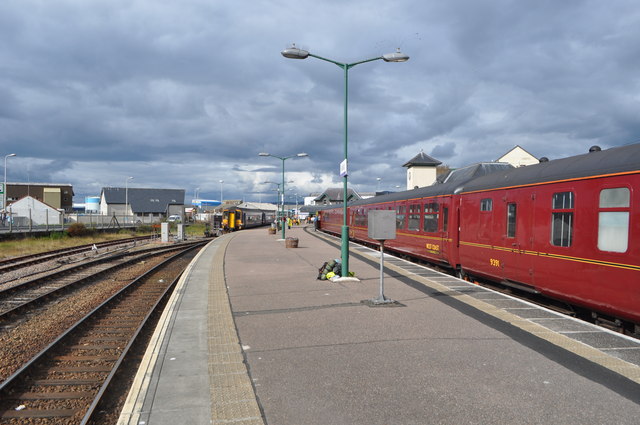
top-left (598, 188), bottom-right (630, 253)
top-left (506, 203), bottom-right (517, 238)
top-left (551, 191), bottom-right (574, 247)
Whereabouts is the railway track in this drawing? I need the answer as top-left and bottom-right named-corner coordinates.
top-left (0, 235), bottom-right (154, 275)
top-left (0, 242), bottom-right (193, 320)
top-left (0, 241), bottom-right (205, 424)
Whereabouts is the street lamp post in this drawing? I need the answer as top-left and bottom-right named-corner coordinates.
top-left (3, 153), bottom-right (17, 212)
top-left (125, 176), bottom-right (133, 224)
top-left (282, 44), bottom-right (408, 277)
top-left (259, 152), bottom-right (308, 239)
top-left (219, 180), bottom-right (224, 204)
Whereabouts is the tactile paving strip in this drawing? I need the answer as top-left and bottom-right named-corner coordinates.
top-left (208, 234), bottom-right (265, 425)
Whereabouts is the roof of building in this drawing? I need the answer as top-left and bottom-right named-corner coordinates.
top-left (101, 187), bottom-right (185, 214)
top-left (402, 151), bottom-right (442, 168)
top-left (8, 182), bottom-right (73, 187)
top-left (313, 188), bottom-right (361, 203)
top-left (237, 202), bottom-right (278, 211)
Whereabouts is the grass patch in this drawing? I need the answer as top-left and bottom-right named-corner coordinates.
top-left (0, 230), bottom-right (154, 260)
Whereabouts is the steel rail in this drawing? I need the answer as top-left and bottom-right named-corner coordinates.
top-left (0, 242), bottom-right (201, 321)
top-left (0, 235), bottom-right (154, 273)
top-left (0, 242), bottom-right (205, 422)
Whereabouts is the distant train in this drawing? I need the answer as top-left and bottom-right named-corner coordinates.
top-left (221, 206), bottom-right (276, 231)
top-left (319, 143), bottom-right (640, 334)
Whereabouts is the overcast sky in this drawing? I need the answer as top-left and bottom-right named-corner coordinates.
top-left (1, 0), bottom-right (639, 204)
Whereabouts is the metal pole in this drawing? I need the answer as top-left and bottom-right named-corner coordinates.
top-left (3, 153), bottom-right (16, 211)
top-left (281, 158), bottom-right (286, 239)
top-left (340, 64), bottom-right (350, 277)
top-left (379, 240), bottom-right (385, 301)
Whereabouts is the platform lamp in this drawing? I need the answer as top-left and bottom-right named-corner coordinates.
top-left (259, 152), bottom-right (308, 240)
top-left (219, 180), bottom-right (224, 205)
top-left (282, 44), bottom-right (409, 277)
top-left (125, 176), bottom-right (133, 224)
top-left (3, 153), bottom-right (16, 211)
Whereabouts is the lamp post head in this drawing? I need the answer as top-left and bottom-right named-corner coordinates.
top-left (258, 152), bottom-right (270, 157)
top-left (382, 48), bottom-right (410, 62)
top-left (6, 153), bottom-right (16, 158)
top-left (281, 44), bottom-right (309, 59)
top-left (296, 153), bottom-right (309, 157)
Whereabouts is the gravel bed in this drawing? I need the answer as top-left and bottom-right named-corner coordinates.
top-left (0, 240), bottom-right (154, 288)
top-left (0, 250), bottom-right (172, 383)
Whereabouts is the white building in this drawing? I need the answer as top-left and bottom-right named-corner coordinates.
top-left (497, 145), bottom-right (538, 167)
top-left (403, 151), bottom-right (442, 189)
top-left (8, 196), bottom-right (62, 225)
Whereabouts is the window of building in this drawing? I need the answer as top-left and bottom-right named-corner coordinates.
top-left (480, 198), bottom-right (493, 211)
top-left (396, 205), bottom-right (406, 229)
top-left (551, 192), bottom-right (574, 247)
top-left (598, 188), bottom-right (630, 253)
top-left (423, 202), bottom-right (439, 232)
top-left (408, 204), bottom-right (420, 231)
top-left (506, 203), bottom-right (517, 238)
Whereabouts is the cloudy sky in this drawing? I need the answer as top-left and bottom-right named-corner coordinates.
top-left (1, 0), bottom-right (639, 204)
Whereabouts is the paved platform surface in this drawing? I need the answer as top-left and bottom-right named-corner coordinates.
top-left (119, 225), bottom-right (640, 425)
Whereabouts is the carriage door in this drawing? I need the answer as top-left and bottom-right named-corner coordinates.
top-left (229, 211), bottom-right (236, 230)
top-left (439, 202), bottom-right (450, 261)
top-left (505, 195), bottom-right (534, 285)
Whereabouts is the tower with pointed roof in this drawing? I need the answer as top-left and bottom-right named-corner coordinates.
top-left (402, 150), bottom-right (442, 189)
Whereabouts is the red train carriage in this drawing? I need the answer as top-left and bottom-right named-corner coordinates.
top-left (320, 162), bottom-right (513, 270)
top-left (318, 143), bottom-right (640, 332)
top-left (458, 144), bottom-right (640, 328)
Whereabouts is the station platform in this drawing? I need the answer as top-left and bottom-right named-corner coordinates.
top-left (118, 225), bottom-right (640, 425)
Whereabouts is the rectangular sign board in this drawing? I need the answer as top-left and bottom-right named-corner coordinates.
top-left (368, 210), bottom-right (396, 240)
top-left (340, 159), bottom-right (348, 177)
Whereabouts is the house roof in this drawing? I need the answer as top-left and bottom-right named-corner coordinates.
top-left (101, 187), bottom-right (185, 214)
top-left (313, 187), bottom-right (361, 203)
top-left (402, 151), bottom-right (442, 168)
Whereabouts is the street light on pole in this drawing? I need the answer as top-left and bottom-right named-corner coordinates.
top-left (282, 44), bottom-right (408, 277)
top-left (259, 152), bottom-right (308, 240)
top-left (125, 176), bottom-right (133, 224)
top-left (3, 153), bottom-right (16, 212)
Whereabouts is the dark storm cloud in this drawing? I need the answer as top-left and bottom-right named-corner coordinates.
top-left (1, 0), bottom-right (639, 200)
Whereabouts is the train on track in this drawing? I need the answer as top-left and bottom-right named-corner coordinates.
top-left (221, 205), bottom-right (277, 231)
top-left (318, 143), bottom-right (640, 334)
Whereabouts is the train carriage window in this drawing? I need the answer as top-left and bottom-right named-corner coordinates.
top-left (443, 206), bottom-right (449, 232)
top-left (480, 198), bottom-right (493, 211)
top-left (551, 192), bottom-right (574, 247)
top-left (408, 204), bottom-right (420, 231)
top-left (506, 203), bottom-right (517, 238)
top-left (423, 202), bottom-right (439, 233)
top-left (396, 205), bottom-right (406, 229)
top-left (598, 188), bottom-right (630, 253)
